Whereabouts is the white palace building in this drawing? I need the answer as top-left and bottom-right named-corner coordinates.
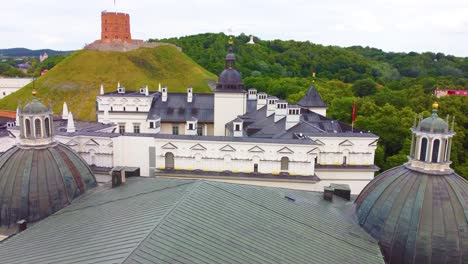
top-left (5, 43), bottom-right (379, 194)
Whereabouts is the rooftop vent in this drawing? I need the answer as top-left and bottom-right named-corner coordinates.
top-left (17, 219), bottom-right (27, 232)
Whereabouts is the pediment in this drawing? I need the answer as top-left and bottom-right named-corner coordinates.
top-left (84, 139), bottom-right (100, 146)
top-left (277, 147), bottom-right (294, 154)
top-left (190, 143), bottom-right (207, 151)
top-left (339, 140), bottom-right (354, 146)
top-left (248, 146), bottom-right (265, 153)
top-left (312, 139), bottom-right (325, 146)
top-left (368, 139), bottom-right (378, 146)
top-left (162, 142), bottom-right (178, 149)
top-left (65, 139), bottom-right (79, 146)
top-left (220, 144), bottom-right (236, 152)
top-left (307, 147), bottom-right (320, 154)
top-left (107, 142), bottom-right (113, 147)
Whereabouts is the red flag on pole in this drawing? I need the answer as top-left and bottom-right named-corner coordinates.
top-left (352, 102), bottom-right (356, 123)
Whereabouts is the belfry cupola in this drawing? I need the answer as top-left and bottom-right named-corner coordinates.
top-left (18, 89), bottom-right (54, 146)
top-left (408, 102), bottom-right (455, 173)
top-left (215, 36), bottom-right (245, 92)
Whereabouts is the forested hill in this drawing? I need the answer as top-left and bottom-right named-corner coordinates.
top-left (151, 33), bottom-right (467, 83)
top-left (0, 48), bottom-right (74, 57)
top-left (151, 33), bottom-right (467, 178)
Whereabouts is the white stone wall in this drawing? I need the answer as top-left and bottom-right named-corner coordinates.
top-left (55, 135), bottom-right (114, 168)
top-left (0, 78), bottom-right (33, 99)
top-left (214, 92), bottom-right (247, 136)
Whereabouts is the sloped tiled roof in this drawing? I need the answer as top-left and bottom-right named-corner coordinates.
top-left (0, 177), bottom-right (384, 264)
top-left (297, 85), bottom-right (328, 108)
top-left (147, 93), bottom-right (214, 123)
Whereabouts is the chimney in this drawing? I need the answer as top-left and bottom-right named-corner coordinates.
top-left (274, 101), bottom-right (287, 122)
top-left (187, 87), bottom-right (193, 103)
top-left (257, 93), bottom-right (267, 110)
top-left (286, 105), bottom-right (300, 130)
top-left (323, 186), bottom-right (333, 201)
top-left (266, 97), bottom-right (278, 117)
top-left (139, 85), bottom-right (149, 95)
top-left (117, 83), bottom-right (125, 94)
top-left (100, 83), bottom-right (104, 95)
top-left (111, 167), bottom-right (126, 187)
top-left (66, 112), bottom-right (76, 133)
top-left (247, 88), bottom-right (257, 100)
top-left (17, 219), bottom-right (27, 232)
top-left (162, 87), bottom-right (168, 102)
top-left (62, 102), bottom-right (69, 120)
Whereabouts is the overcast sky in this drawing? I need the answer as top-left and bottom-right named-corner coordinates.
top-left (2, 0), bottom-right (467, 56)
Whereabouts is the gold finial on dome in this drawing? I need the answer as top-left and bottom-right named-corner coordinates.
top-left (32, 89), bottom-right (37, 97)
top-left (432, 101), bottom-right (439, 110)
top-left (228, 36), bottom-right (234, 45)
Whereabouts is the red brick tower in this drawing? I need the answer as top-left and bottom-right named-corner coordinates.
top-left (101, 12), bottom-right (131, 42)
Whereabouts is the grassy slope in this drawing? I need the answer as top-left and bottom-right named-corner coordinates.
top-left (0, 46), bottom-right (216, 121)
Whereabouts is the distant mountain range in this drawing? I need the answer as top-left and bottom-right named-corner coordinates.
top-left (0, 48), bottom-right (75, 57)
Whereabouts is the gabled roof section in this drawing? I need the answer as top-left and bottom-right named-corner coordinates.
top-left (65, 139), bottom-right (79, 146)
top-left (162, 142), bottom-right (178, 149)
top-left (312, 139), bottom-right (325, 145)
top-left (0, 178), bottom-right (384, 264)
top-left (297, 85), bottom-right (327, 108)
top-left (84, 139), bottom-right (100, 146)
top-left (339, 140), bottom-right (354, 146)
top-left (368, 139), bottom-right (378, 146)
top-left (220, 144), bottom-right (236, 152)
top-left (190, 143), bottom-right (207, 151)
top-left (248, 146), bottom-right (265, 153)
top-left (307, 147), bottom-right (320, 154)
top-left (277, 146), bottom-right (294, 154)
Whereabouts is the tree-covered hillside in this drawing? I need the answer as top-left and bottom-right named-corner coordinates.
top-left (151, 33), bottom-right (467, 178)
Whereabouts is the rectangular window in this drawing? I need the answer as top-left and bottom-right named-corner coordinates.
top-left (235, 124), bottom-right (240, 131)
top-left (172, 125), bottom-right (179, 135)
top-left (119, 124), bottom-right (125, 134)
top-left (133, 124), bottom-right (140, 134)
top-left (149, 122), bottom-right (154, 129)
top-left (189, 123), bottom-right (194, 130)
top-left (197, 126), bottom-right (203, 136)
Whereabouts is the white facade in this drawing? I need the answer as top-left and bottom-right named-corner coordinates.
top-left (0, 78), bottom-right (33, 99)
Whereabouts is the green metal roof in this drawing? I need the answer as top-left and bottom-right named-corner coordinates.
top-left (0, 177), bottom-right (384, 264)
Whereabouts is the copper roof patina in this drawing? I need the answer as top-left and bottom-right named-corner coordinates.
top-left (355, 165), bottom-right (468, 264)
top-left (0, 143), bottom-right (97, 227)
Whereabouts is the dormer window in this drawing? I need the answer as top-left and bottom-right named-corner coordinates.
top-left (235, 124), bottom-right (240, 131)
top-left (117, 87), bottom-right (125, 94)
top-left (289, 109), bottom-right (300, 115)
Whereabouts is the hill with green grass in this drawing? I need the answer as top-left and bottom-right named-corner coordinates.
top-left (0, 45), bottom-right (216, 121)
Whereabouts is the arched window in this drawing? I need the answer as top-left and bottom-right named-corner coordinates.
top-left (25, 118), bottom-right (31, 137)
top-left (34, 119), bottom-right (42, 138)
top-left (419, 138), bottom-right (428, 161)
top-left (281, 157), bottom-right (289, 171)
top-left (432, 139), bottom-right (440, 163)
top-left (44, 117), bottom-right (50, 137)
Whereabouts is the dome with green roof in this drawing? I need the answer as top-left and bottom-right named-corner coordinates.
top-left (22, 99), bottom-right (49, 114)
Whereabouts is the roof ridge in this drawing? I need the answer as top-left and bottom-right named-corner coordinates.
top-left (122, 180), bottom-right (202, 264)
top-left (204, 181), bottom-right (380, 256)
top-left (54, 180), bottom-right (195, 216)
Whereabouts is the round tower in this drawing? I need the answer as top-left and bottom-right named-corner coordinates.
top-left (101, 11), bottom-right (131, 42)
